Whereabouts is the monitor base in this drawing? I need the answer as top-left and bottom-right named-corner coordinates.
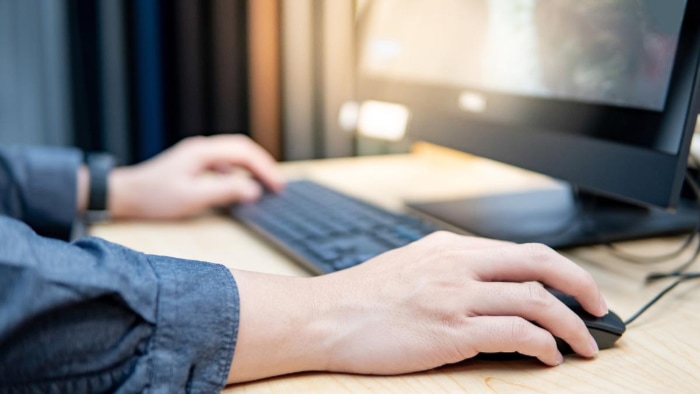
top-left (407, 188), bottom-right (699, 249)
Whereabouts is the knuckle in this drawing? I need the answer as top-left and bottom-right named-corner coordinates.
top-left (421, 231), bottom-right (461, 258)
top-left (425, 231), bottom-right (457, 244)
top-left (507, 318), bottom-right (531, 342)
top-left (531, 330), bottom-right (557, 353)
top-left (525, 283), bottom-right (551, 308)
top-left (521, 243), bottom-right (558, 264)
top-left (210, 133), bottom-right (251, 148)
top-left (181, 135), bottom-right (206, 146)
top-left (229, 133), bottom-right (251, 145)
top-left (506, 318), bottom-right (558, 358)
top-left (178, 136), bottom-right (207, 152)
top-left (435, 306), bottom-right (467, 329)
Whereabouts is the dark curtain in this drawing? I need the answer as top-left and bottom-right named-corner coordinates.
top-left (68, 0), bottom-right (250, 164)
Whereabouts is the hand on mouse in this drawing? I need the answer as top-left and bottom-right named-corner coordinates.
top-left (227, 232), bottom-right (608, 383)
top-left (105, 135), bottom-right (284, 219)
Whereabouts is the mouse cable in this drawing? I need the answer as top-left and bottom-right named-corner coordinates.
top-left (645, 235), bottom-right (700, 283)
top-left (605, 228), bottom-right (697, 264)
top-left (624, 272), bottom-right (700, 325)
top-left (643, 174), bottom-right (700, 281)
top-left (605, 172), bottom-right (700, 265)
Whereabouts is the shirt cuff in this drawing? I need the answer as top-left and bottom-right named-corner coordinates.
top-left (20, 146), bottom-right (82, 240)
top-left (146, 255), bottom-right (240, 393)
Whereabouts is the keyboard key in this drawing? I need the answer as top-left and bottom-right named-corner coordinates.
top-left (231, 180), bottom-right (438, 275)
top-left (333, 256), bottom-right (362, 270)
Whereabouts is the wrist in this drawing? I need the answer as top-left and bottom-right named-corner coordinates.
top-left (108, 167), bottom-right (139, 219)
top-left (227, 271), bottom-right (335, 383)
top-left (77, 165), bottom-right (89, 213)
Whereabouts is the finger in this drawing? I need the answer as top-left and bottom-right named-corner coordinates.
top-left (463, 243), bottom-right (607, 317)
top-left (195, 176), bottom-right (263, 206)
top-left (211, 163), bottom-right (235, 174)
top-left (469, 282), bottom-right (598, 357)
top-left (466, 316), bottom-right (563, 366)
top-left (193, 135), bottom-right (285, 192)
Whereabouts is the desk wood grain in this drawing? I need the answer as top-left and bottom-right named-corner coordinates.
top-left (92, 144), bottom-right (700, 393)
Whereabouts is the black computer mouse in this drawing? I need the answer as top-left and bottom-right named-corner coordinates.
top-left (547, 288), bottom-right (626, 354)
top-left (474, 288), bottom-right (626, 361)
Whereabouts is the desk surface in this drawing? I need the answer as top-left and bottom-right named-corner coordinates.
top-left (92, 144), bottom-right (700, 393)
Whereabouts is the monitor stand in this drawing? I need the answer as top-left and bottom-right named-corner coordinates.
top-left (406, 187), bottom-right (699, 249)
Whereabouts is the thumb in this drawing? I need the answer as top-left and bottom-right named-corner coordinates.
top-left (196, 175), bottom-right (263, 206)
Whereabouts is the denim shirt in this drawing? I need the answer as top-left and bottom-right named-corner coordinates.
top-left (0, 147), bottom-right (240, 393)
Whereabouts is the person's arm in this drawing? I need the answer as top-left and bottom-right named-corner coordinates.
top-left (1, 136), bottom-right (608, 387)
top-left (0, 146), bottom-right (82, 240)
top-left (1, 135), bottom-right (284, 238)
top-left (0, 135), bottom-right (283, 391)
top-left (227, 232), bottom-right (607, 383)
top-left (0, 216), bottom-right (238, 393)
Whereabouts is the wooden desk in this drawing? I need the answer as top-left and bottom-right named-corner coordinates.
top-left (92, 145), bottom-right (700, 393)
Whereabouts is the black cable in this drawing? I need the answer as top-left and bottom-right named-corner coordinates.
top-left (605, 172), bottom-right (700, 264)
top-left (624, 272), bottom-right (700, 325)
top-left (646, 238), bottom-right (700, 282)
top-left (610, 166), bottom-right (700, 325)
top-left (643, 174), bottom-right (700, 281)
top-left (647, 271), bottom-right (699, 280)
top-left (606, 233), bottom-right (696, 264)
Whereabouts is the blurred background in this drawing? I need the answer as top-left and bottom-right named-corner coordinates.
top-left (0, 0), bottom-right (382, 165)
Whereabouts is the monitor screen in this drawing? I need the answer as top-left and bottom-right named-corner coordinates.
top-left (356, 0), bottom-right (700, 208)
top-left (360, 0), bottom-right (685, 112)
top-left (355, 0), bottom-right (700, 246)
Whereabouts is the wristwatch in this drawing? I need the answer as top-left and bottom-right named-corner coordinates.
top-left (85, 152), bottom-right (116, 223)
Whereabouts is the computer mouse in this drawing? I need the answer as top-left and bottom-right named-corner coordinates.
top-left (546, 288), bottom-right (626, 354)
top-left (474, 288), bottom-right (625, 361)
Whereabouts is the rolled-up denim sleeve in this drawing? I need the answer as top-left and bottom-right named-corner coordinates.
top-left (0, 145), bottom-right (82, 240)
top-left (0, 216), bottom-right (239, 393)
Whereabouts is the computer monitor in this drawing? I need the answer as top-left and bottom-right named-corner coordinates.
top-left (356, 0), bottom-right (700, 248)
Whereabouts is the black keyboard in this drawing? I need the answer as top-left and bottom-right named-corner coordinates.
top-left (231, 180), bottom-right (439, 274)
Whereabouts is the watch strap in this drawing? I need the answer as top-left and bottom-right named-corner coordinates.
top-left (87, 153), bottom-right (115, 214)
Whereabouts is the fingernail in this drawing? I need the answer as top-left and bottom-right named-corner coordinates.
top-left (600, 297), bottom-right (609, 315)
top-left (242, 185), bottom-right (261, 200)
top-left (555, 352), bottom-right (564, 366)
top-left (589, 335), bottom-right (599, 355)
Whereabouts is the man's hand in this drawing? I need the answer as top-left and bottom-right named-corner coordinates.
top-left (107, 135), bottom-right (284, 219)
top-left (228, 232), bottom-right (608, 383)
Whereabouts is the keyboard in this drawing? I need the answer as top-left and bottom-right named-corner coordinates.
top-left (231, 180), bottom-right (439, 274)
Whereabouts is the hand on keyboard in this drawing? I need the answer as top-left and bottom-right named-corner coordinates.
top-left (110, 134), bottom-right (283, 220)
top-left (228, 232), bottom-right (608, 382)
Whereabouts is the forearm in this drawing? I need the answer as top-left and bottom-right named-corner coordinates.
top-left (0, 217), bottom-right (238, 392)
